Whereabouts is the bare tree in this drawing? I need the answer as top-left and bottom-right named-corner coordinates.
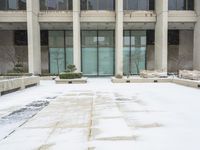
top-left (131, 48), bottom-right (144, 74)
top-left (54, 48), bottom-right (64, 74)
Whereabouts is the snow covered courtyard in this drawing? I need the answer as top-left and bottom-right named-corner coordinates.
top-left (0, 78), bottom-right (200, 150)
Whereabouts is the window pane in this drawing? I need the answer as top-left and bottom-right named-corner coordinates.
top-left (8, 0), bottom-right (17, 10)
top-left (0, 0), bottom-right (7, 10)
top-left (188, 0), bottom-right (194, 10)
top-left (99, 0), bottom-right (107, 10)
top-left (98, 31), bottom-right (114, 75)
top-left (65, 31), bottom-right (73, 66)
top-left (14, 30), bottom-right (28, 45)
top-left (82, 31), bottom-right (98, 76)
top-left (49, 31), bottom-right (64, 47)
top-left (18, 0), bottom-right (26, 10)
top-left (123, 0), bottom-right (128, 10)
top-left (149, 0), bottom-right (155, 10)
top-left (138, 0), bottom-right (148, 10)
top-left (108, 0), bottom-right (114, 10)
top-left (177, 0), bottom-right (185, 10)
top-left (40, 0), bottom-right (47, 10)
top-left (68, 0), bottom-right (72, 10)
top-left (48, 0), bottom-right (57, 10)
top-left (57, 0), bottom-right (66, 10)
top-left (128, 0), bottom-right (137, 10)
top-left (81, 0), bottom-right (87, 10)
top-left (88, 0), bottom-right (97, 10)
top-left (169, 0), bottom-right (177, 10)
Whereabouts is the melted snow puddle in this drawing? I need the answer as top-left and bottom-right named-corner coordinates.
top-left (0, 100), bottom-right (50, 141)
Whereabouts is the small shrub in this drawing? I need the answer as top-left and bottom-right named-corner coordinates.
top-left (59, 72), bottom-right (82, 79)
top-left (65, 64), bottom-right (77, 73)
top-left (115, 74), bottom-right (123, 79)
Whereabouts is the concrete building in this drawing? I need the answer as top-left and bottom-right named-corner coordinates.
top-left (0, 0), bottom-right (199, 76)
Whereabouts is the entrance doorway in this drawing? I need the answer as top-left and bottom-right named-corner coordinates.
top-left (123, 30), bottom-right (146, 75)
top-left (81, 30), bottom-right (115, 76)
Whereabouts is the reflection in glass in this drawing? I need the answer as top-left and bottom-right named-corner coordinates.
top-left (123, 31), bottom-right (146, 75)
top-left (65, 31), bottom-right (73, 67)
top-left (124, 0), bottom-right (152, 10)
top-left (98, 31), bottom-right (114, 76)
top-left (81, 30), bottom-right (114, 76)
top-left (49, 31), bottom-right (65, 74)
top-left (0, 0), bottom-right (7, 10)
top-left (168, 0), bottom-right (194, 10)
top-left (8, 0), bottom-right (17, 10)
top-left (82, 31), bottom-right (98, 75)
top-left (81, 0), bottom-right (114, 10)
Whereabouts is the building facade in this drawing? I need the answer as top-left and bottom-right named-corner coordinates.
top-left (0, 0), bottom-right (199, 76)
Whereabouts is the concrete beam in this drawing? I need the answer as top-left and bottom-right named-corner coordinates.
top-left (27, 0), bottom-right (41, 74)
top-left (73, 0), bottom-right (81, 72)
top-left (155, 0), bottom-right (168, 72)
top-left (115, 0), bottom-right (123, 76)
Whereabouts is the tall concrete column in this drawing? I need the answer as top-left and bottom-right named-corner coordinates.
top-left (155, 0), bottom-right (168, 72)
top-left (115, 0), bottom-right (123, 76)
top-left (193, 0), bottom-right (200, 70)
top-left (27, 0), bottom-right (41, 74)
top-left (73, 0), bottom-right (81, 72)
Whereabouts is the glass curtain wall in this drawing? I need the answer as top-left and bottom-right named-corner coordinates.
top-left (168, 0), bottom-right (194, 10)
top-left (123, 0), bottom-right (154, 10)
top-left (40, 0), bottom-right (72, 10)
top-left (123, 31), bottom-right (147, 75)
top-left (81, 0), bottom-right (115, 10)
top-left (81, 30), bottom-right (115, 76)
top-left (0, 0), bottom-right (26, 10)
top-left (48, 31), bottom-right (73, 74)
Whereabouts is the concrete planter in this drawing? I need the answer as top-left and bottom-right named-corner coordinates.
top-left (111, 77), bottom-right (172, 83)
top-left (111, 76), bottom-right (200, 89)
top-left (55, 77), bottom-right (87, 84)
top-left (0, 76), bottom-right (40, 96)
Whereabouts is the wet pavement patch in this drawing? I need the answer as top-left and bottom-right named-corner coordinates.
top-left (0, 101), bottom-right (49, 125)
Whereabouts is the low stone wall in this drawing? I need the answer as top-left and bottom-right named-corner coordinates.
top-left (111, 77), bottom-right (200, 89)
top-left (111, 77), bottom-right (172, 83)
top-left (0, 76), bottom-right (40, 96)
top-left (55, 77), bottom-right (87, 84)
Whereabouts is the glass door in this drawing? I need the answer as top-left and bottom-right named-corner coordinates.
top-left (98, 31), bottom-right (114, 76)
top-left (49, 31), bottom-right (65, 74)
top-left (123, 30), bottom-right (147, 75)
top-left (81, 30), bottom-right (115, 76)
top-left (81, 31), bottom-right (98, 76)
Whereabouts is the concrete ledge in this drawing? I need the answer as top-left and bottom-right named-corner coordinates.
top-left (55, 78), bottom-right (87, 84)
top-left (0, 76), bottom-right (40, 96)
top-left (40, 76), bottom-right (57, 80)
top-left (173, 78), bottom-right (200, 89)
top-left (111, 77), bottom-right (200, 89)
top-left (111, 77), bottom-right (172, 83)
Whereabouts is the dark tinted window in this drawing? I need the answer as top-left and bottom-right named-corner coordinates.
top-left (124, 0), bottom-right (154, 10)
top-left (14, 30), bottom-right (28, 46)
top-left (81, 0), bottom-right (115, 10)
top-left (40, 0), bottom-right (72, 10)
top-left (0, 0), bottom-right (7, 10)
top-left (169, 0), bottom-right (194, 10)
top-left (0, 0), bottom-right (26, 10)
top-left (18, 0), bottom-right (26, 10)
top-left (41, 31), bottom-right (49, 46)
top-left (147, 30), bottom-right (155, 45)
top-left (168, 30), bottom-right (179, 45)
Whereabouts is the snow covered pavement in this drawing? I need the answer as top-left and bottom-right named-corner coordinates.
top-left (0, 78), bottom-right (200, 150)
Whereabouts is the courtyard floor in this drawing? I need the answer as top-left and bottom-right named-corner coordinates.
top-left (0, 78), bottom-right (200, 150)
